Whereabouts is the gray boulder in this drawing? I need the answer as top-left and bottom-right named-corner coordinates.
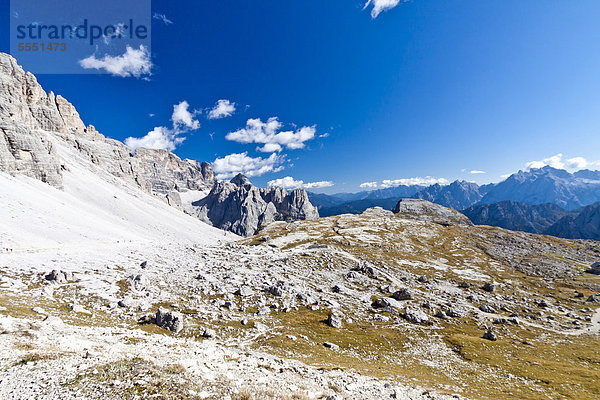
top-left (155, 307), bottom-right (184, 333)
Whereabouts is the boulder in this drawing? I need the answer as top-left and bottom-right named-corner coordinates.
top-left (327, 311), bottom-right (343, 328)
top-left (155, 307), bottom-right (184, 333)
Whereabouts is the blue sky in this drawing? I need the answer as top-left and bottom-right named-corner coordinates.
top-left (3, 0), bottom-right (600, 193)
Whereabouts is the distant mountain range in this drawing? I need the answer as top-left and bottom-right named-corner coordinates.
top-left (464, 200), bottom-right (600, 240)
top-left (309, 167), bottom-right (600, 241)
top-left (479, 167), bottom-right (600, 210)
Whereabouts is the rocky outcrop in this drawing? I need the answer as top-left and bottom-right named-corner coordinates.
top-left (194, 174), bottom-right (319, 236)
top-left (132, 148), bottom-right (214, 197)
top-left (393, 199), bottom-right (472, 226)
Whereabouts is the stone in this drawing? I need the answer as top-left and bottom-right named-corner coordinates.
top-left (45, 270), bottom-right (73, 283)
top-left (585, 262), bottom-right (600, 275)
top-left (391, 288), bottom-right (413, 301)
top-left (323, 342), bottom-right (339, 350)
top-left (587, 295), bottom-right (599, 303)
top-left (459, 281), bottom-right (472, 289)
top-left (327, 311), bottom-right (343, 328)
top-left (479, 305), bottom-right (496, 314)
top-left (128, 274), bottom-right (148, 292)
top-left (267, 285), bottom-right (284, 297)
top-left (155, 307), bottom-right (184, 333)
top-left (482, 283), bottom-right (495, 292)
top-left (483, 327), bottom-right (497, 341)
top-left (202, 328), bottom-right (216, 338)
top-left (403, 308), bottom-right (429, 324)
top-left (235, 285), bottom-right (253, 297)
top-left (371, 297), bottom-right (402, 310)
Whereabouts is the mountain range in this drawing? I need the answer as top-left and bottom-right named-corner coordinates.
top-left (0, 53), bottom-right (317, 238)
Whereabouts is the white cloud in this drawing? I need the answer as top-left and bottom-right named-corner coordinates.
top-left (469, 170), bottom-right (486, 174)
top-left (153, 13), bottom-right (173, 25)
top-left (380, 177), bottom-right (449, 188)
top-left (213, 152), bottom-right (285, 180)
top-left (172, 101), bottom-right (200, 130)
top-left (525, 153), bottom-right (600, 171)
top-left (364, 0), bottom-right (406, 18)
top-left (125, 101), bottom-right (200, 152)
top-left (125, 126), bottom-right (184, 152)
top-left (208, 99), bottom-right (236, 119)
top-left (268, 176), bottom-right (333, 190)
top-left (257, 143), bottom-right (283, 153)
top-left (360, 181), bottom-right (378, 189)
top-left (500, 173), bottom-right (512, 179)
top-left (79, 45), bottom-right (152, 78)
top-left (226, 117), bottom-right (316, 152)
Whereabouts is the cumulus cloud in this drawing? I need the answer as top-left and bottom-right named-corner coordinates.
top-left (226, 117), bottom-right (316, 152)
top-left (360, 181), bottom-right (378, 189)
top-left (380, 177), bottom-right (449, 188)
top-left (172, 101), bottom-right (200, 130)
top-left (363, 0), bottom-right (407, 18)
top-left (125, 101), bottom-right (200, 152)
top-left (208, 99), bottom-right (236, 119)
top-left (79, 45), bottom-right (152, 78)
top-left (469, 170), bottom-right (486, 174)
top-left (525, 154), bottom-right (600, 171)
top-left (213, 152), bottom-right (285, 180)
top-left (153, 13), bottom-right (173, 25)
top-left (268, 176), bottom-right (334, 190)
top-left (124, 126), bottom-right (184, 152)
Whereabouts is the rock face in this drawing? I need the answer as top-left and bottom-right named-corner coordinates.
top-left (194, 174), bottom-right (319, 236)
top-left (393, 199), bottom-right (473, 226)
top-left (132, 148), bottom-right (214, 197)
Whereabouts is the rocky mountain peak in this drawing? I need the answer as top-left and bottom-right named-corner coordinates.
top-left (230, 173), bottom-right (252, 187)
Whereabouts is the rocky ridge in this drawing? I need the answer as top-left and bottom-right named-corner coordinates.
top-left (194, 174), bottom-right (319, 236)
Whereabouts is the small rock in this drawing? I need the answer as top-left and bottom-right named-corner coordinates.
top-left (267, 285), bottom-right (283, 297)
top-left (235, 285), bottom-right (253, 297)
top-left (403, 307), bottom-right (429, 324)
top-left (482, 327), bottom-right (497, 341)
top-left (482, 283), bottom-right (495, 292)
top-left (118, 298), bottom-right (134, 308)
top-left (417, 275), bottom-right (428, 283)
top-left (587, 295), bottom-right (599, 303)
top-left (391, 288), bottom-right (413, 301)
top-left (155, 307), bottom-right (184, 333)
top-left (32, 307), bottom-right (47, 315)
top-left (459, 282), bottom-right (472, 289)
top-left (45, 270), bottom-right (73, 284)
top-left (71, 304), bottom-right (91, 315)
top-left (323, 342), bottom-right (339, 350)
top-left (202, 328), bottom-right (216, 339)
top-left (327, 311), bottom-right (343, 328)
top-left (140, 261), bottom-right (148, 269)
top-left (479, 305), bottom-right (496, 314)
